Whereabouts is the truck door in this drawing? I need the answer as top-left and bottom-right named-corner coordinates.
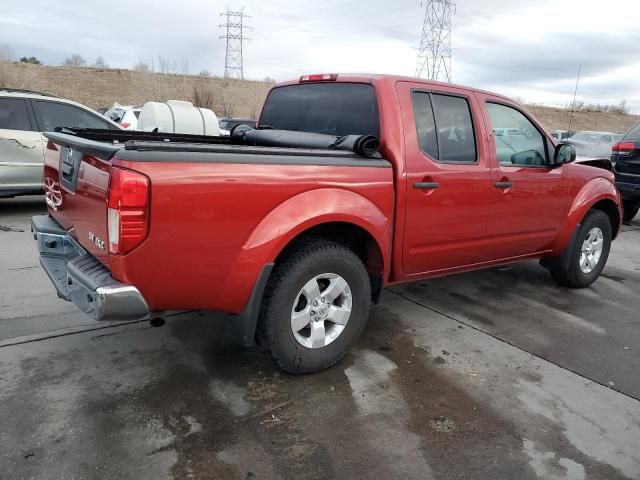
top-left (398, 82), bottom-right (494, 274)
top-left (475, 93), bottom-right (569, 258)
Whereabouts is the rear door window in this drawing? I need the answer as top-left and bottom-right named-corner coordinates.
top-left (411, 92), bottom-right (477, 163)
top-left (260, 83), bottom-right (380, 137)
top-left (35, 101), bottom-right (112, 131)
top-left (0, 98), bottom-right (33, 131)
top-left (411, 92), bottom-right (438, 159)
top-left (623, 121), bottom-right (640, 140)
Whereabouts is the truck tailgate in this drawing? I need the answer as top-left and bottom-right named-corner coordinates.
top-left (43, 132), bottom-right (120, 267)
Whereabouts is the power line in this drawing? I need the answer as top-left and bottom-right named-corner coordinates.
top-left (219, 7), bottom-right (251, 80)
top-left (416, 0), bottom-right (455, 82)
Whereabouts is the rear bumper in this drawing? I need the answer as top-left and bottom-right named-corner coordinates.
top-left (31, 214), bottom-right (150, 322)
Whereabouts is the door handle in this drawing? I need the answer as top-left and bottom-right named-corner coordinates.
top-left (413, 182), bottom-right (439, 189)
top-left (494, 181), bottom-right (512, 189)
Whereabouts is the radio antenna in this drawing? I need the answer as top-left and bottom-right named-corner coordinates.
top-left (567, 64), bottom-right (581, 134)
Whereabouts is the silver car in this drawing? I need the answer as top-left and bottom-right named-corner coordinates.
top-left (0, 89), bottom-right (121, 198)
top-left (565, 131), bottom-right (623, 159)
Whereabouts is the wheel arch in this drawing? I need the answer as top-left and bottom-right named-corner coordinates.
top-left (222, 188), bottom-right (392, 314)
top-left (590, 198), bottom-right (621, 238)
top-left (551, 178), bottom-right (622, 254)
top-left (274, 221), bottom-right (386, 303)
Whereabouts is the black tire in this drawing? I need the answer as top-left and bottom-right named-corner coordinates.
top-left (623, 201), bottom-right (639, 223)
top-left (257, 239), bottom-right (371, 374)
top-left (548, 210), bottom-right (612, 288)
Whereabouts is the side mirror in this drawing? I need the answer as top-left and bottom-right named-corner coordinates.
top-left (554, 143), bottom-right (576, 166)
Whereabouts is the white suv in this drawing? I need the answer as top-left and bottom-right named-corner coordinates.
top-left (105, 103), bottom-right (142, 130)
top-left (0, 89), bottom-right (121, 198)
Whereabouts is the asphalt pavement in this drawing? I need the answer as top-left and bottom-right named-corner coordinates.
top-left (1, 196), bottom-right (639, 480)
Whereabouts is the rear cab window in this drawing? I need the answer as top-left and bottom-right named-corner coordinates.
top-left (411, 91), bottom-right (477, 163)
top-left (260, 82), bottom-right (380, 137)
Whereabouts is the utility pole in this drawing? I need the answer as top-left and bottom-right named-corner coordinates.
top-left (219, 7), bottom-right (250, 80)
top-left (416, 0), bottom-right (455, 82)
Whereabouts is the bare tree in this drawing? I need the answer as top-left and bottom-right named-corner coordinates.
top-left (63, 54), bottom-right (86, 67)
top-left (155, 55), bottom-right (176, 74)
top-left (133, 59), bottom-right (152, 73)
top-left (248, 84), bottom-right (266, 120)
top-left (192, 85), bottom-right (216, 110)
top-left (199, 69), bottom-right (211, 77)
top-left (93, 56), bottom-right (109, 69)
top-left (180, 57), bottom-right (189, 76)
top-left (220, 93), bottom-right (236, 117)
top-left (615, 100), bottom-right (628, 115)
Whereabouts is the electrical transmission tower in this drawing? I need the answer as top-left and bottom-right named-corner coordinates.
top-left (219, 8), bottom-right (250, 79)
top-left (415, 0), bottom-right (455, 82)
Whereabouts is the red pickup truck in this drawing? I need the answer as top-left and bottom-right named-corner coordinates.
top-left (33, 74), bottom-right (622, 373)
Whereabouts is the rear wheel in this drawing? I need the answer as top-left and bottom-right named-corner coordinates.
top-left (548, 210), bottom-right (612, 288)
top-left (623, 201), bottom-right (639, 223)
top-left (257, 239), bottom-right (371, 374)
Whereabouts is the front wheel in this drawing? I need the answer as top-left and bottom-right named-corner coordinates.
top-left (548, 210), bottom-right (612, 288)
top-left (257, 239), bottom-right (371, 374)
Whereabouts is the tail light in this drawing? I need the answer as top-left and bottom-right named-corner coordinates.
top-left (107, 167), bottom-right (150, 254)
top-left (120, 122), bottom-right (131, 129)
top-left (612, 142), bottom-right (635, 156)
top-left (300, 73), bottom-right (338, 82)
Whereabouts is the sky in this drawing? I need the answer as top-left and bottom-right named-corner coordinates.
top-left (1, 0), bottom-right (639, 112)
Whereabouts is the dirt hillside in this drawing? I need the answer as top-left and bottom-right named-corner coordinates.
top-left (1, 62), bottom-right (638, 132)
top-left (0, 62), bottom-right (272, 119)
top-left (527, 106), bottom-right (639, 134)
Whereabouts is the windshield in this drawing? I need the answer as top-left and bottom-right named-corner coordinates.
top-left (570, 132), bottom-right (600, 143)
top-left (260, 82), bottom-right (380, 137)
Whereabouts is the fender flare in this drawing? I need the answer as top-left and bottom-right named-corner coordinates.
top-left (550, 177), bottom-right (620, 257)
top-left (222, 187), bottom-right (392, 316)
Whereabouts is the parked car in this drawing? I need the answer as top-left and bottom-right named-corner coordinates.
top-left (611, 120), bottom-right (640, 222)
top-left (565, 131), bottom-right (623, 158)
top-left (33, 73), bottom-right (622, 374)
top-left (551, 130), bottom-right (574, 141)
top-left (105, 103), bottom-right (142, 130)
top-left (218, 117), bottom-right (256, 135)
top-left (0, 88), bottom-right (121, 198)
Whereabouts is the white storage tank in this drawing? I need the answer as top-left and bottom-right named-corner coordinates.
top-left (137, 100), bottom-right (220, 136)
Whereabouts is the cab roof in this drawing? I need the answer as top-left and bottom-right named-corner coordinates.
top-left (276, 73), bottom-right (516, 104)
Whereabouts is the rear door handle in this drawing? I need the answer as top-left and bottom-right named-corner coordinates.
top-left (494, 181), bottom-right (512, 189)
top-left (413, 182), bottom-right (439, 189)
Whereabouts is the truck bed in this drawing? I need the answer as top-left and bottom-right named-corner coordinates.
top-left (40, 128), bottom-right (394, 316)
